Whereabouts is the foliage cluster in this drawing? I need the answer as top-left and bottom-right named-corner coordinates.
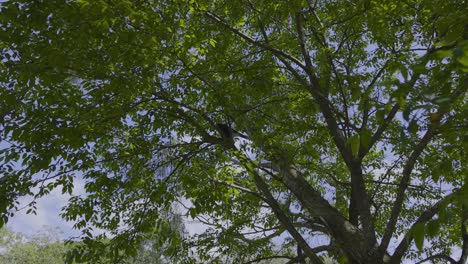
top-left (0, 0), bottom-right (467, 263)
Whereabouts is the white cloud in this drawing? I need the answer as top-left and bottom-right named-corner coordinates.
top-left (7, 176), bottom-right (86, 238)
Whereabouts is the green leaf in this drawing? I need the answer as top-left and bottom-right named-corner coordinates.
top-left (457, 54), bottom-right (468, 66)
top-left (402, 107), bottom-right (411, 121)
top-left (408, 120), bottom-right (419, 134)
top-left (360, 129), bottom-right (372, 150)
top-left (434, 49), bottom-right (453, 59)
top-left (376, 109), bottom-right (385, 122)
top-left (413, 222), bottom-right (425, 252)
top-left (209, 39), bottom-right (217, 48)
top-left (347, 135), bottom-right (360, 158)
top-left (426, 219), bottom-right (440, 238)
top-left (431, 171), bottom-right (441, 183)
top-left (413, 64), bottom-right (427, 74)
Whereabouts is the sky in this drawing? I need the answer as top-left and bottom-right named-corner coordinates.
top-left (7, 178), bottom-right (84, 238)
top-left (6, 176), bottom-right (211, 239)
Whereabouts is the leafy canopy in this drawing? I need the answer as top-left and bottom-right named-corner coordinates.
top-left (0, 0), bottom-right (467, 263)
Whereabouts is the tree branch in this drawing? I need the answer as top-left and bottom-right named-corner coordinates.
top-left (415, 254), bottom-right (457, 264)
top-left (233, 151), bottom-right (324, 264)
top-left (457, 205), bottom-right (468, 264)
top-left (279, 166), bottom-right (372, 262)
top-left (205, 9), bottom-right (350, 169)
top-left (380, 127), bottom-right (436, 254)
top-left (362, 43), bottom-right (457, 156)
top-left (209, 177), bottom-right (261, 198)
top-left (294, 13), bottom-right (313, 73)
top-left (380, 84), bottom-right (466, 255)
top-left (300, 13), bottom-right (376, 241)
top-left (205, 11), bottom-right (307, 72)
top-left (360, 59), bottom-right (390, 131)
top-left (389, 190), bottom-right (461, 263)
top-left (243, 255), bottom-right (295, 264)
top-left (254, 12), bottom-right (312, 92)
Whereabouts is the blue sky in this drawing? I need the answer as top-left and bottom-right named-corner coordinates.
top-left (7, 178), bottom-right (84, 238)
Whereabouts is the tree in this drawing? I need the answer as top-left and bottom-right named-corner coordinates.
top-left (0, 226), bottom-right (66, 264)
top-left (122, 212), bottom-right (189, 264)
top-left (0, 223), bottom-right (185, 264)
top-left (64, 209), bottom-right (190, 263)
top-left (0, 0), bottom-right (466, 263)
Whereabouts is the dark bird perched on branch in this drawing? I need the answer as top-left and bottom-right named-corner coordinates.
top-left (201, 123), bottom-right (250, 150)
top-left (215, 123), bottom-right (251, 148)
top-left (216, 123), bottom-right (250, 139)
top-left (216, 123), bottom-right (236, 148)
top-left (216, 123), bottom-right (236, 138)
